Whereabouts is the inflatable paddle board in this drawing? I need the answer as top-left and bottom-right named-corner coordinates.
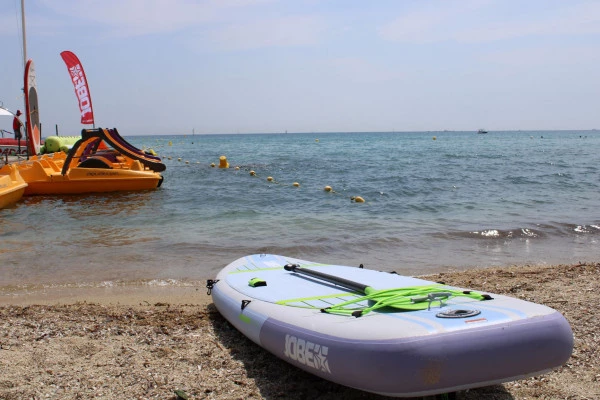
top-left (208, 254), bottom-right (573, 398)
top-left (24, 59), bottom-right (41, 156)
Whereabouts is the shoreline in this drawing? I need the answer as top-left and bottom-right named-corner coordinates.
top-left (0, 280), bottom-right (211, 307)
top-left (1, 262), bottom-right (598, 399)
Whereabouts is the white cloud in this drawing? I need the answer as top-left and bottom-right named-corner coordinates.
top-left (378, 1), bottom-right (600, 44)
top-left (481, 44), bottom-right (600, 68)
top-left (378, 1), bottom-right (487, 44)
top-left (34, 0), bottom-right (326, 50)
top-left (456, 2), bottom-right (600, 43)
top-left (37, 0), bottom-right (275, 36)
top-left (315, 57), bottom-right (405, 84)
top-left (208, 15), bottom-right (325, 51)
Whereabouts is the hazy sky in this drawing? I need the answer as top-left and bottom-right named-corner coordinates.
top-left (1, 0), bottom-right (599, 135)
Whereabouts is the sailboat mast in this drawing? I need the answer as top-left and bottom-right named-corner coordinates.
top-left (21, 0), bottom-right (27, 68)
top-left (20, 0), bottom-right (30, 154)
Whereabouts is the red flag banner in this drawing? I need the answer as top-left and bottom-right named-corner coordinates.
top-left (60, 51), bottom-right (94, 125)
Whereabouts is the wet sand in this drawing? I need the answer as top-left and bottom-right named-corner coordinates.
top-left (0, 262), bottom-right (598, 399)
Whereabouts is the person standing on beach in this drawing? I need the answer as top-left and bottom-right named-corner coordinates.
top-left (13, 110), bottom-right (23, 139)
top-left (13, 110), bottom-right (23, 152)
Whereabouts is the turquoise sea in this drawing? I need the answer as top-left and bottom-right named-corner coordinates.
top-left (1, 130), bottom-right (599, 287)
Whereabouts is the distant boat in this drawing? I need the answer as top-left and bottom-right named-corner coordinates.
top-left (477, 129), bottom-right (488, 134)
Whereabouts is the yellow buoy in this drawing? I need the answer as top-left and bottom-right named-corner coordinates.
top-left (315, 139), bottom-right (319, 142)
top-left (219, 155), bottom-right (229, 168)
top-left (210, 163), bottom-right (215, 167)
top-left (168, 141), bottom-right (172, 146)
top-left (185, 160), bottom-right (189, 164)
top-left (293, 182), bottom-right (300, 187)
top-left (250, 170), bottom-right (256, 176)
top-left (324, 185), bottom-right (332, 192)
top-left (177, 157), bottom-right (182, 162)
top-left (433, 136), bottom-right (437, 140)
top-left (267, 176), bottom-right (273, 182)
top-left (235, 166), bottom-right (240, 170)
top-left (353, 196), bottom-right (365, 203)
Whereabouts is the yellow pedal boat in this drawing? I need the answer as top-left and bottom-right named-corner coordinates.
top-left (0, 163), bottom-right (28, 208)
top-left (7, 127), bottom-right (165, 195)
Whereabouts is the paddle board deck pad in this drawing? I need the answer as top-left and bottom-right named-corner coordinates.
top-left (208, 254), bottom-right (573, 397)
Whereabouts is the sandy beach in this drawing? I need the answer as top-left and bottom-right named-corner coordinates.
top-left (0, 262), bottom-right (598, 400)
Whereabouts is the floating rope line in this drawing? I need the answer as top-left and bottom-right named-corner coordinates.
top-left (163, 153), bottom-right (367, 202)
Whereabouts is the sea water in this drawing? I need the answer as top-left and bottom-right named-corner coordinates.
top-left (1, 130), bottom-right (598, 287)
